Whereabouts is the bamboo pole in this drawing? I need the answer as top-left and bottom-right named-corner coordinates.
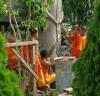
top-left (9, 13), bottom-right (17, 40)
top-left (32, 45), bottom-right (37, 96)
top-left (9, 0), bottom-right (17, 40)
top-left (10, 8), bottom-right (22, 40)
top-left (12, 48), bottom-right (39, 80)
top-left (6, 40), bottom-right (38, 47)
top-left (8, 0), bottom-right (22, 85)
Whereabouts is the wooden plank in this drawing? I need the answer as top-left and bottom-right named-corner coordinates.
top-left (53, 56), bottom-right (76, 64)
top-left (54, 56), bottom-right (76, 61)
top-left (6, 40), bottom-right (38, 47)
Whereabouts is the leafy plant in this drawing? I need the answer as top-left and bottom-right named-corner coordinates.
top-left (62, 0), bottom-right (96, 25)
top-left (0, 0), bottom-right (7, 15)
top-left (18, 0), bottom-right (48, 31)
top-left (72, 0), bottom-right (100, 96)
top-left (0, 34), bottom-right (24, 96)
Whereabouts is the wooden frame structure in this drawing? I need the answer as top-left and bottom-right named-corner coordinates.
top-left (6, 41), bottom-right (38, 96)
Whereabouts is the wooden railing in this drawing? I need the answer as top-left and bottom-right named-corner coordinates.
top-left (6, 41), bottom-right (38, 96)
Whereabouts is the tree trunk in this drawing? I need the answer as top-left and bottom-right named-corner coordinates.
top-left (42, 0), bottom-right (63, 59)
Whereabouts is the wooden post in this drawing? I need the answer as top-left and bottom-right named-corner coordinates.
top-left (32, 45), bottom-right (37, 96)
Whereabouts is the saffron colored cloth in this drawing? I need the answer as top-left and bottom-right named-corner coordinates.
top-left (22, 45), bottom-right (46, 87)
top-left (69, 32), bottom-right (81, 57)
top-left (78, 36), bottom-right (87, 52)
top-left (40, 59), bottom-right (56, 85)
top-left (35, 55), bottom-right (56, 87)
top-left (6, 48), bottom-right (18, 66)
top-left (41, 65), bottom-right (56, 85)
top-left (22, 46), bottom-right (32, 64)
top-left (6, 45), bottom-right (55, 87)
top-left (35, 54), bottom-right (47, 87)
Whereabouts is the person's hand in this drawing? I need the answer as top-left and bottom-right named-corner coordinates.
top-left (63, 30), bottom-right (67, 35)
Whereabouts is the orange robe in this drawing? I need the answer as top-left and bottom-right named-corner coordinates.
top-left (69, 32), bottom-right (81, 57)
top-left (6, 44), bottom-right (55, 87)
top-left (6, 48), bottom-right (18, 68)
top-left (35, 55), bottom-right (46, 87)
top-left (22, 45), bottom-right (56, 87)
top-left (22, 46), bottom-right (32, 64)
top-left (22, 45), bottom-right (46, 87)
top-left (41, 59), bottom-right (56, 85)
top-left (78, 36), bottom-right (86, 52)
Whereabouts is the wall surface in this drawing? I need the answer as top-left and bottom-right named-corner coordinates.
top-left (55, 60), bottom-right (75, 93)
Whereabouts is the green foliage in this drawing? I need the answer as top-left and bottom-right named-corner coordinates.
top-left (47, 0), bottom-right (53, 10)
top-left (0, 0), bottom-right (48, 32)
top-left (0, 0), bottom-right (7, 15)
top-left (18, 0), bottom-right (47, 30)
top-left (62, 0), bottom-right (95, 25)
top-left (72, 0), bottom-right (100, 96)
top-left (0, 34), bottom-right (7, 67)
top-left (0, 34), bottom-right (24, 96)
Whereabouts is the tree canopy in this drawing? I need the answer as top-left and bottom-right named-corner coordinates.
top-left (62, 0), bottom-right (96, 25)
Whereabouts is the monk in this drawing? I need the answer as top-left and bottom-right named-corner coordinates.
top-left (6, 30), bottom-right (22, 70)
top-left (64, 26), bottom-right (87, 58)
top-left (40, 50), bottom-right (56, 86)
top-left (69, 27), bottom-right (81, 57)
top-left (22, 29), bottom-right (47, 88)
top-left (6, 37), bottom-right (18, 70)
top-left (78, 27), bottom-right (87, 53)
top-left (64, 27), bottom-right (81, 57)
top-left (0, 25), bottom-right (18, 69)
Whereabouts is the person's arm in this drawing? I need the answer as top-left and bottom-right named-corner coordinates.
top-left (41, 58), bottom-right (51, 66)
top-left (63, 30), bottom-right (75, 42)
top-left (63, 30), bottom-right (70, 38)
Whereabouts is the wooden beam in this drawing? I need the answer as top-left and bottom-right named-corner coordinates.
top-left (6, 40), bottom-right (38, 47)
top-left (12, 48), bottom-right (39, 80)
